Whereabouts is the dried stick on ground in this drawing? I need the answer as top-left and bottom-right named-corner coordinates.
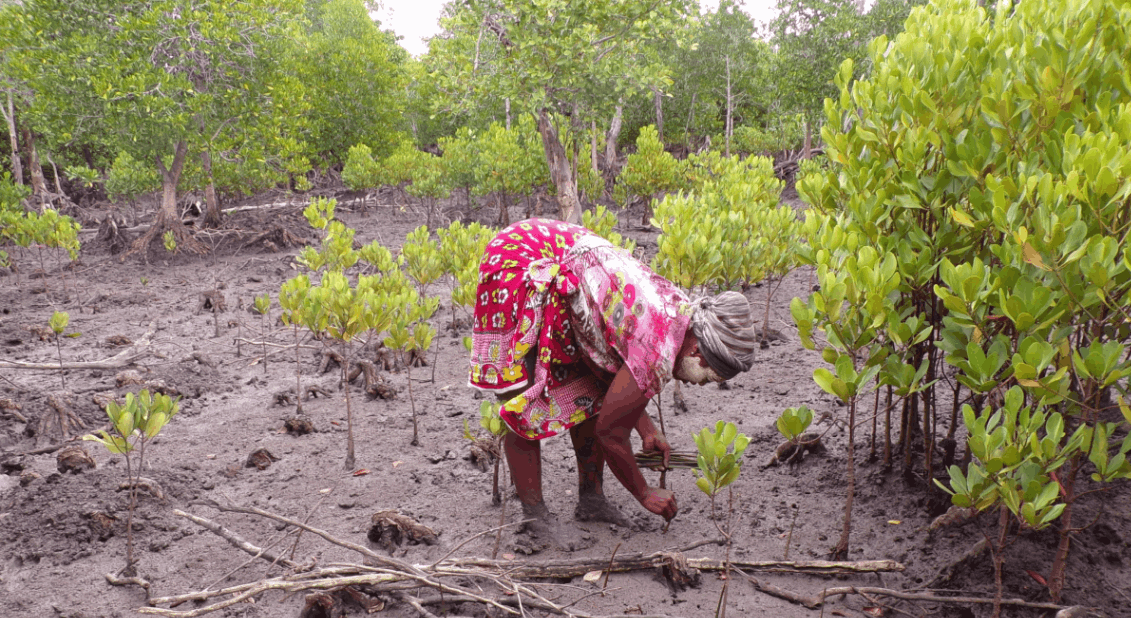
top-left (173, 510), bottom-right (299, 570)
top-left (0, 321), bottom-right (156, 371)
top-left (741, 572), bottom-right (1067, 613)
top-left (154, 503), bottom-right (906, 618)
top-left (449, 555), bottom-right (905, 579)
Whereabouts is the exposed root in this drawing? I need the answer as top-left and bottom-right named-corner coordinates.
top-left (118, 477), bottom-right (165, 501)
top-left (368, 510), bottom-right (439, 554)
top-left (38, 393), bottom-right (86, 441)
top-left (763, 432), bottom-right (825, 469)
top-left (128, 218), bottom-right (208, 257)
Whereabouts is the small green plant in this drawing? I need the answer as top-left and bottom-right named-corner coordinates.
top-left (404, 154), bottom-right (451, 227)
top-left (0, 206), bottom-right (81, 292)
top-left (162, 229), bottom-right (177, 253)
top-left (436, 221), bottom-right (494, 328)
top-left (467, 400), bottom-right (508, 505)
top-left (473, 119), bottom-right (546, 225)
top-left (49, 311), bottom-right (70, 388)
top-left (582, 205), bottom-right (636, 254)
top-left (253, 294), bottom-right (271, 374)
top-left (301, 270), bottom-right (406, 469)
top-left (776, 405), bottom-right (813, 443)
top-left (341, 143), bottom-right (382, 191)
top-left (83, 390), bottom-right (179, 574)
top-left (614, 125), bottom-right (686, 224)
top-left (692, 421), bottom-right (750, 618)
top-left (385, 295), bottom-right (439, 446)
top-left (278, 275), bottom-right (314, 413)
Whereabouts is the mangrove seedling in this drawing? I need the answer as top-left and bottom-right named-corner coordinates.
top-left (385, 296), bottom-right (439, 446)
top-left (693, 421), bottom-right (750, 618)
top-left (49, 311), bottom-right (70, 388)
top-left (253, 294), bottom-right (271, 373)
top-left (83, 390), bottom-right (179, 575)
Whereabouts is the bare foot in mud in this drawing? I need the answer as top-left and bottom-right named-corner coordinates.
top-left (514, 503), bottom-right (594, 554)
top-left (575, 492), bottom-right (633, 528)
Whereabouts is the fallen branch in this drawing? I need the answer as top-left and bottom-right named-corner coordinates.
top-left (0, 322), bottom-right (156, 371)
top-left (742, 572), bottom-right (1066, 612)
top-left (449, 554), bottom-right (903, 579)
top-left (173, 510), bottom-right (298, 570)
top-left (154, 502), bottom-right (904, 618)
top-left (409, 592), bottom-right (681, 618)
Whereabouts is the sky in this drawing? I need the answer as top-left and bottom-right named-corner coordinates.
top-left (373, 0), bottom-right (783, 58)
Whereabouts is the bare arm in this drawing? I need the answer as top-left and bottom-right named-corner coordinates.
top-left (635, 411), bottom-right (671, 470)
top-left (596, 365), bottom-right (677, 519)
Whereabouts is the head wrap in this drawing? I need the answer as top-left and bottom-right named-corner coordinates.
top-left (688, 291), bottom-right (756, 381)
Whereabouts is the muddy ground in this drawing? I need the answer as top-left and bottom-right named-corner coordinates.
top-left (1, 192), bottom-right (1128, 618)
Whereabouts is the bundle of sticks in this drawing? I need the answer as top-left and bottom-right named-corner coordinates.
top-left (634, 449), bottom-right (699, 471)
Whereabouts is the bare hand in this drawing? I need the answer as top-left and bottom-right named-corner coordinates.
top-left (639, 486), bottom-right (678, 521)
top-left (641, 431), bottom-right (672, 471)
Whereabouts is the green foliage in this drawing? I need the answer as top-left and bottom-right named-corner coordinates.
top-left (105, 152), bottom-right (161, 203)
top-left (437, 128), bottom-right (480, 201)
top-left (85, 390), bottom-right (179, 455)
top-left (692, 420), bottom-right (750, 497)
top-left (1, 203), bottom-right (82, 283)
top-left (278, 275), bottom-right (312, 329)
top-left (302, 197), bottom-right (336, 231)
top-left (478, 400), bottom-right (506, 436)
top-left (776, 406), bottom-right (813, 443)
top-left (721, 117), bottom-right (806, 158)
top-left (577, 154), bottom-right (605, 204)
top-left (614, 125), bottom-right (686, 209)
top-left (341, 144), bottom-right (382, 191)
top-left (797, 0), bottom-right (1131, 580)
top-left (582, 205), bottom-right (636, 254)
top-left (651, 154), bottom-right (791, 291)
top-left (933, 386), bottom-right (1114, 529)
top-left (382, 140), bottom-right (431, 189)
top-left (66, 165), bottom-right (100, 189)
top-left (436, 220), bottom-right (495, 319)
top-left (82, 388), bottom-right (179, 568)
top-left (472, 119), bottom-right (547, 206)
top-left (296, 0), bottom-right (407, 166)
top-left (253, 294), bottom-right (271, 316)
top-left (401, 225), bottom-right (445, 295)
top-left (297, 199), bottom-right (359, 274)
top-left (0, 172), bottom-right (30, 209)
top-left (49, 311), bottom-right (69, 336)
top-left (13, 0), bottom-right (311, 219)
top-left (162, 230), bottom-right (177, 253)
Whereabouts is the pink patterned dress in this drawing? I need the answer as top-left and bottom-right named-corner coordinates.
top-left (469, 219), bottom-right (692, 440)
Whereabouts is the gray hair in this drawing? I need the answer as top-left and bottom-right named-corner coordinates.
top-left (689, 291), bottom-right (756, 381)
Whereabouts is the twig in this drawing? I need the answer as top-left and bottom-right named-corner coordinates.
top-left (740, 572), bottom-right (1067, 612)
top-left (601, 542), bottom-right (622, 591)
top-left (430, 519), bottom-right (531, 569)
top-left (181, 501), bottom-right (516, 615)
top-left (284, 473), bottom-right (343, 565)
top-left (191, 499), bottom-right (409, 572)
top-left (784, 503), bottom-right (799, 560)
top-left (0, 321), bottom-right (156, 370)
top-left (396, 592), bottom-right (448, 618)
top-left (172, 510), bottom-right (300, 569)
top-left (411, 594), bottom-right (678, 618)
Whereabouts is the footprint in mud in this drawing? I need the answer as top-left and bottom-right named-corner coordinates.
top-left (513, 515), bottom-right (596, 555)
